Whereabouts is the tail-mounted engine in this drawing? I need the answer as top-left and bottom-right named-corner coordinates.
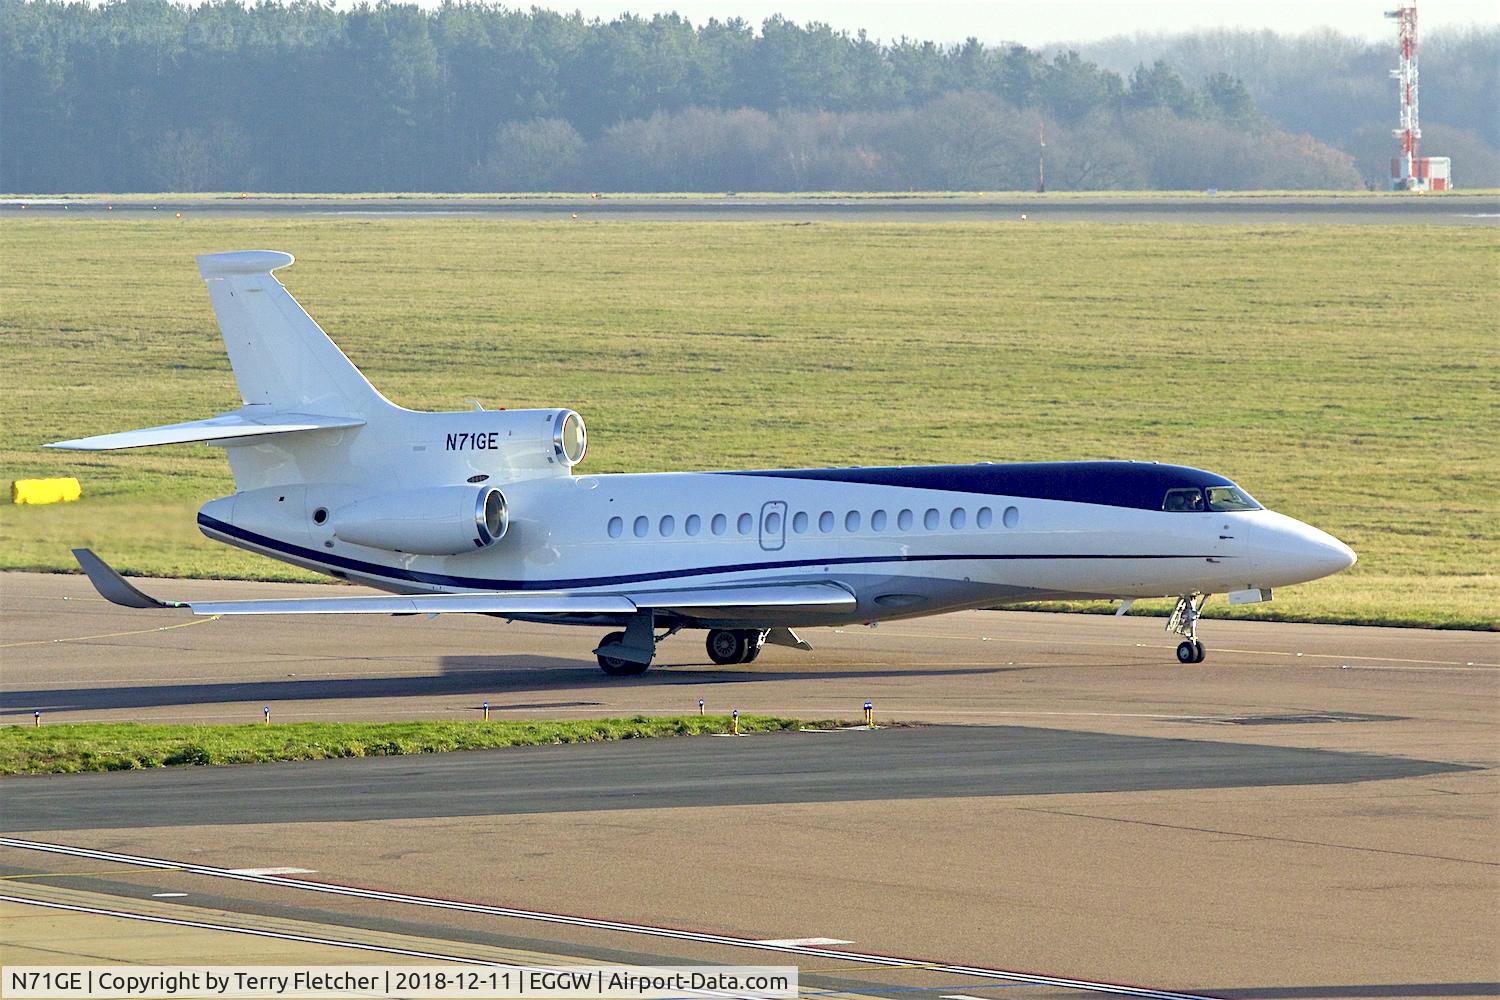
top-left (332, 485), bottom-right (508, 555)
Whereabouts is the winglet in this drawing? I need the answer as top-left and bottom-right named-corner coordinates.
top-left (71, 549), bottom-right (181, 609)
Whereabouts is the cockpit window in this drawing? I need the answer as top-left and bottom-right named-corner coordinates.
top-left (1205, 485), bottom-right (1261, 511)
top-left (1162, 488), bottom-right (1205, 512)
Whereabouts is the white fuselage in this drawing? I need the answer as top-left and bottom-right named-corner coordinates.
top-left (198, 460), bottom-right (1356, 630)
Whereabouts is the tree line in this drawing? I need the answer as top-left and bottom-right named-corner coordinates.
top-left (1, 0), bottom-right (1485, 193)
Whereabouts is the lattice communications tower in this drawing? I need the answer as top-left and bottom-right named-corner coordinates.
top-left (1386, 3), bottom-right (1421, 189)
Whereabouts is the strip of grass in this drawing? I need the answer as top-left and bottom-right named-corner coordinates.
top-left (8, 189), bottom-right (1499, 201)
top-left (0, 716), bottom-right (829, 776)
top-left (1, 217), bottom-right (1495, 629)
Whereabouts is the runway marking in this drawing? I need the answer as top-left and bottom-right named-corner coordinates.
top-left (226, 866), bottom-right (316, 876)
top-left (0, 837), bottom-right (1218, 1000)
top-left (755, 937), bottom-right (854, 947)
top-left (0, 893), bottom-right (496, 963)
top-left (860, 629), bottom-right (1496, 669)
top-left (150, 892), bottom-right (188, 897)
top-left (0, 615), bottom-right (220, 650)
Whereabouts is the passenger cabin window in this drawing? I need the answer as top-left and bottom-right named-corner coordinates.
top-left (1206, 486), bottom-right (1261, 511)
top-left (1162, 488), bottom-right (1206, 512)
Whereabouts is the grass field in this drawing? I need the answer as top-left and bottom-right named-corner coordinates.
top-left (1, 216), bottom-right (1495, 628)
top-left (11, 189), bottom-right (1500, 202)
top-left (0, 716), bottom-right (819, 775)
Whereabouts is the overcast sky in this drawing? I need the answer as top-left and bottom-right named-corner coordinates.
top-left (516, 1), bottom-right (1497, 44)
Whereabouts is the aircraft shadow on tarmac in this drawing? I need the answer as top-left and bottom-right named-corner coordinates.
top-left (0, 655), bottom-right (1019, 715)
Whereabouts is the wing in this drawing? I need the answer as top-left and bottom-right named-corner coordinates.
top-left (70, 549), bottom-right (855, 619)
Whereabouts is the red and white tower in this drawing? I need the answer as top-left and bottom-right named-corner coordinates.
top-left (1386, 3), bottom-right (1421, 189)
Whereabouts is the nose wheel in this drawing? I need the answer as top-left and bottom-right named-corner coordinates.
top-left (1167, 594), bottom-right (1208, 663)
top-left (1176, 639), bottom-right (1205, 664)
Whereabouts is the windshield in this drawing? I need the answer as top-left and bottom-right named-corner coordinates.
top-left (1162, 488), bottom-right (1205, 512)
top-left (1206, 485), bottom-right (1261, 511)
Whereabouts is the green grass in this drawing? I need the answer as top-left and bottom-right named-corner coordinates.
top-left (1, 216), bottom-right (1496, 628)
top-left (0, 716), bottom-right (825, 775)
top-left (9, 189), bottom-right (1499, 202)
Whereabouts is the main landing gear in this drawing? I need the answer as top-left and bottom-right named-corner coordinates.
top-left (593, 621), bottom-right (807, 676)
top-left (595, 631), bottom-right (650, 676)
top-left (705, 628), bottom-right (767, 665)
top-left (1168, 593), bottom-right (1208, 663)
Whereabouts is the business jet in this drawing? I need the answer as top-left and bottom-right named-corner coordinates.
top-left (50, 251), bottom-right (1356, 674)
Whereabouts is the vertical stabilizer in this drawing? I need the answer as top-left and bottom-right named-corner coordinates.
top-left (197, 251), bottom-right (391, 417)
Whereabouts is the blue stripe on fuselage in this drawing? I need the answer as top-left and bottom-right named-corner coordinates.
top-left (198, 513), bottom-right (1221, 592)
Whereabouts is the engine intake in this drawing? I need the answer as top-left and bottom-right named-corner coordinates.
top-left (332, 485), bottom-right (508, 555)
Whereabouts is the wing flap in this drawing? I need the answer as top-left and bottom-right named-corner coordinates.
top-left (632, 582), bottom-right (855, 615)
top-left (46, 409), bottom-right (364, 451)
top-left (185, 593), bottom-right (639, 617)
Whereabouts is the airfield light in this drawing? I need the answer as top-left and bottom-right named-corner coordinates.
top-left (483, 700), bottom-right (490, 721)
top-left (263, 705), bottom-right (270, 724)
top-left (732, 709), bottom-right (739, 736)
top-left (33, 710), bottom-right (40, 727)
top-left (699, 699), bottom-right (705, 716)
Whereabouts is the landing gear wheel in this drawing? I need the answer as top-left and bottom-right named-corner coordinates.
top-left (706, 628), bottom-right (749, 665)
top-left (739, 630), bottom-right (766, 663)
top-left (1167, 593), bottom-right (1210, 665)
top-left (1176, 640), bottom-right (1206, 664)
top-left (597, 631), bottom-right (649, 676)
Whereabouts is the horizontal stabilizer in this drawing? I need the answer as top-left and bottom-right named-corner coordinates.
top-left (71, 551), bottom-right (855, 620)
top-left (46, 409), bottom-right (365, 451)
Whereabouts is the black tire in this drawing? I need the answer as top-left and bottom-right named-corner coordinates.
top-left (597, 631), bottom-right (649, 676)
top-left (1176, 640), bottom-right (1197, 664)
top-left (739, 630), bottom-right (766, 663)
top-left (706, 629), bottom-right (748, 665)
top-left (1192, 640), bottom-right (1206, 663)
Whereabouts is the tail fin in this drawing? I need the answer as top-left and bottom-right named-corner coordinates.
top-left (198, 251), bottom-right (392, 417)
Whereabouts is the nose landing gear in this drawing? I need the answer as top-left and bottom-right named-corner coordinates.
top-left (1168, 593), bottom-right (1208, 663)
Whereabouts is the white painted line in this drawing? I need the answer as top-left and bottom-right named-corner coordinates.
top-left (942, 994), bottom-right (992, 1000)
top-left (0, 837), bottom-right (1217, 1000)
top-left (0, 894), bottom-right (492, 964)
top-left (149, 892), bottom-right (188, 898)
top-left (225, 867), bottom-right (316, 876)
top-left (754, 937), bottom-right (853, 947)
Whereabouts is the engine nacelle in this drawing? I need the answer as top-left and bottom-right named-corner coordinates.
top-left (332, 485), bottom-right (507, 555)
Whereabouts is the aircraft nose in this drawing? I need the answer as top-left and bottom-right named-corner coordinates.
top-left (1268, 515), bottom-right (1356, 582)
top-left (1310, 531), bottom-right (1358, 576)
top-left (1243, 511), bottom-right (1356, 585)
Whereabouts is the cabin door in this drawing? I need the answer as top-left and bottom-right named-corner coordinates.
top-left (759, 500), bottom-right (787, 552)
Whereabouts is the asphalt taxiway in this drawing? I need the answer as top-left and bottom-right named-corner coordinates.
top-left (1, 571), bottom-right (1496, 999)
top-left (4, 194), bottom-right (1497, 225)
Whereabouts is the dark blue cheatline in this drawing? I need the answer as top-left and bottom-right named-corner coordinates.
top-left (198, 514), bottom-right (1223, 593)
top-left (723, 462), bottom-right (1253, 512)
